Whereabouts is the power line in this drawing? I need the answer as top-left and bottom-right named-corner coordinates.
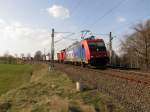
top-left (87, 0), bottom-right (146, 31)
top-left (88, 0), bottom-right (127, 29)
top-left (76, 0), bottom-right (105, 32)
top-left (57, 0), bottom-right (84, 29)
top-left (93, 33), bottom-right (109, 36)
top-left (54, 33), bottom-right (76, 43)
top-left (112, 15), bottom-right (150, 36)
top-left (55, 32), bottom-right (74, 34)
top-left (112, 15), bottom-right (150, 33)
top-left (70, 0), bottom-right (83, 16)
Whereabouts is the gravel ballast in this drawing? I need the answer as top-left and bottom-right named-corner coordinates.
top-left (55, 64), bottom-right (150, 112)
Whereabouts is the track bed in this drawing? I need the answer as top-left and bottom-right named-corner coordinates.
top-left (55, 63), bottom-right (150, 112)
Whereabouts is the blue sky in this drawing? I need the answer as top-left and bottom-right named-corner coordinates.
top-left (0, 0), bottom-right (150, 56)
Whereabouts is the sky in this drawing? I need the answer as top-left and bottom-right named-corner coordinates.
top-left (0, 0), bottom-right (149, 57)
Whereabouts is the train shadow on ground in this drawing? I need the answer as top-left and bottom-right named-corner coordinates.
top-left (90, 65), bottom-right (108, 70)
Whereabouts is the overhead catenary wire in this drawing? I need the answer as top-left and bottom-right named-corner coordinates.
top-left (77, 0), bottom-right (106, 31)
top-left (112, 15), bottom-right (150, 33)
top-left (93, 33), bottom-right (109, 36)
top-left (54, 32), bottom-right (76, 44)
top-left (70, 0), bottom-right (84, 17)
top-left (53, 0), bottom-right (84, 42)
top-left (55, 32), bottom-right (75, 34)
top-left (53, 0), bottom-right (147, 45)
top-left (88, 0), bottom-right (128, 30)
top-left (90, 0), bottom-right (147, 34)
top-left (56, 0), bottom-right (84, 27)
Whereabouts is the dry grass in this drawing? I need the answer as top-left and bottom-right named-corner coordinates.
top-left (50, 96), bottom-right (69, 112)
top-left (80, 104), bottom-right (96, 112)
top-left (0, 64), bottom-right (124, 112)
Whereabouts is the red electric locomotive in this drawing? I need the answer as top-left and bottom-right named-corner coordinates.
top-left (80, 36), bottom-right (108, 66)
top-left (57, 36), bottom-right (109, 67)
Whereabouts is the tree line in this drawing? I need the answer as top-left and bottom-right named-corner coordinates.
top-left (0, 50), bottom-right (50, 64)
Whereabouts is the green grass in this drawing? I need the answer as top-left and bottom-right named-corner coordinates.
top-left (0, 64), bottom-right (32, 95)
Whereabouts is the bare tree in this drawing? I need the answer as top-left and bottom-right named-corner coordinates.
top-left (20, 53), bottom-right (25, 59)
top-left (34, 50), bottom-right (42, 61)
top-left (133, 20), bottom-right (150, 69)
top-left (3, 51), bottom-right (10, 57)
top-left (14, 53), bottom-right (18, 58)
top-left (27, 53), bottom-right (31, 60)
top-left (121, 19), bottom-right (150, 70)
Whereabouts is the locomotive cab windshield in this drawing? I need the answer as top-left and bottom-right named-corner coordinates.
top-left (88, 41), bottom-right (106, 52)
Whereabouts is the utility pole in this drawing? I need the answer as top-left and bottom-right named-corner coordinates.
top-left (51, 28), bottom-right (55, 68)
top-left (43, 48), bottom-right (46, 61)
top-left (109, 32), bottom-right (113, 65)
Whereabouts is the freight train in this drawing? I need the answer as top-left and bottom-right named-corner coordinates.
top-left (57, 36), bottom-right (109, 67)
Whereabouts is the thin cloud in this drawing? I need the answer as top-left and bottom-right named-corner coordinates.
top-left (0, 19), bottom-right (50, 55)
top-left (0, 19), bottom-right (6, 24)
top-left (47, 4), bottom-right (70, 19)
top-left (117, 16), bottom-right (126, 22)
top-left (0, 19), bottom-right (74, 56)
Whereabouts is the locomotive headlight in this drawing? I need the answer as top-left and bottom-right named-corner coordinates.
top-left (104, 53), bottom-right (107, 56)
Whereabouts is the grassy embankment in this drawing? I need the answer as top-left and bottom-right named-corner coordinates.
top-left (0, 64), bottom-right (124, 112)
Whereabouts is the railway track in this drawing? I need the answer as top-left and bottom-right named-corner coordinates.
top-left (56, 63), bottom-right (150, 86)
top-left (109, 69), bottom-right (150, 77)
top-left (67, 64), bottom-right (150, 86)
top-left (55, 63), bottom-right (150, 112)
top-left (88, 68), bottom-right (150, 86)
